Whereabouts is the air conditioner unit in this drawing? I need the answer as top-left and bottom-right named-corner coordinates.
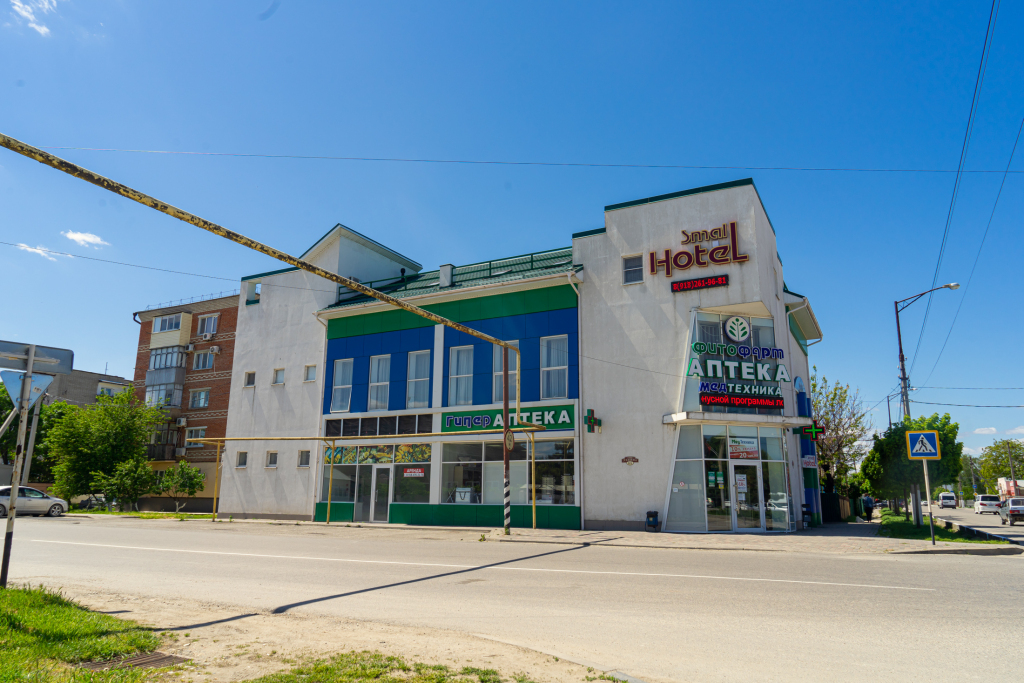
top-left (174, 448), bottom-right (187, 457)
top-left (210, 345), bottom-right (221, 354)
top-left (202, 333), bottom-right (213, 341)
top-left (175, 417), bottom-right (187, 427)
top-left (186, 344), bottom-right (195, 352)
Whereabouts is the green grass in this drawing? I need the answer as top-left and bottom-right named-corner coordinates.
top-left (0, 585), bottom-right (160, 683)
top-left (67, 510), bottom-right (212, 520)
top-left (877, 508), bottom-right (1007, 544)
top-left (246, 652), bottom-right (516, 683)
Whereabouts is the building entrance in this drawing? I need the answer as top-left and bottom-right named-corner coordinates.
top-left (731, 463), bottom-right (764, 531)
top-left (371, 465), bottom-right (391, 523)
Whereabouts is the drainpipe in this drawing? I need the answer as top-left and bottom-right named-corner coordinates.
top-left (313, 310), bottom-right (329, 522)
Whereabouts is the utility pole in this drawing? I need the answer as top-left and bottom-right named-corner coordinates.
top-left (1, 345), bottom-right (35, 588)
top-left (502, 346), bottom-right (511, 536)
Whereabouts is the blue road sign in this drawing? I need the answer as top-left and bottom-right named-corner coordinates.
top-left (0, 371), bottom-right (54, 410)
top-left (906, 430), bottom-right (941, 460)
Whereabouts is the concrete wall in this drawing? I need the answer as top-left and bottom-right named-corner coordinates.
top-left (574, 182), bottom-right (811, 529)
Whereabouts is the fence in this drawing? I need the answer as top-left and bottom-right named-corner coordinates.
top-left (821, 492), bottom-right (851, 523)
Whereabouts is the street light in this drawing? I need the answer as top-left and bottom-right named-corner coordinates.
top-left (894, 283), bottom-right (958, 544)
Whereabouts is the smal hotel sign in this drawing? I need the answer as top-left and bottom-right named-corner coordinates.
top-left (649, 222), bottom-right (749, 277)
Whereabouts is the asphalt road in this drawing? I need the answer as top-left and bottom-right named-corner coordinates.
top-left (927, 504), bottom-right (1024, 543)
top-left (7, 516), bottom-right (1023, 683)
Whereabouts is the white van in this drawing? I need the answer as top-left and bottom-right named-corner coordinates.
top-left (938, 492), bottom-right (957, 509)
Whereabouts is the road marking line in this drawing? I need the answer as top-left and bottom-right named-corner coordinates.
top-left (29, 540), bottom-right (934, 591)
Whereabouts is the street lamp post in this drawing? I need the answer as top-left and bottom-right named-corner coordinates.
top-left (894, 282), bottom-right (959, 545)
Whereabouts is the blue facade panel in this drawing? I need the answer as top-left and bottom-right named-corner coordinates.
top-left (324, 307), bottom-right (578, 414)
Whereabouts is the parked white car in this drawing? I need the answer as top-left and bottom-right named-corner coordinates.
top-left (999, 498), bottom-right (1024, 526)
top-left (938, 492), bottom-right (957, 509)
top-left (0, 486), bottom-right (68, 517)
top-left (974, 494), bottom-right (1001, 515)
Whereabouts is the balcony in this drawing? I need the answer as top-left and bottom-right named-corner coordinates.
top-left (147, 444), bottom-right (178, 461)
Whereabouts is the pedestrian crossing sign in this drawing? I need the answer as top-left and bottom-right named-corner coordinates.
top-left (906, 430), bottom-right (941, 460)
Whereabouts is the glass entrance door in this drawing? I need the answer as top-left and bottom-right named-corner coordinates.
top-left (371, 465), bottom-right (391, 523)
top-left (705, 460), bottom-right (731, 531)
top-left (731, 463), bottom-right (764, 531)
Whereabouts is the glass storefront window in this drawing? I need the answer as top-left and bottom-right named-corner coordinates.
top-left (703, 425), bottom-right (727, 459)
top-left (533, 439), bottom-right (574, 460)
top-left (484, 441), bottom-right (527, 461)
top-left (536, 461), bottom-right (574, 505)
top-left (675, 425), bottom-right (702, 459)
top-left (321, 465), bottom-right (357, 502)
top-left (394, 464), bottom-right (430, 503)
top-left (762, 461), bottom-right (789, 531)
top-left (442, 462), bottom-right (482, 503)
top-left (727, 426), bottom-right (759, 460)
top-left (759, 427), bottom-right (784, 460)
top-left (705, 460), bottom-right (731, 531)
top-left (443, 442), bottom-right (483, 462)
top-left (664, 459), bottom-right (705, 532)
top-left (353, 465), bottom-right (373, 521)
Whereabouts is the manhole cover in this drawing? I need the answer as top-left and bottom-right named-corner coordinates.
top-left (81, 652), bottom-right (189, 670)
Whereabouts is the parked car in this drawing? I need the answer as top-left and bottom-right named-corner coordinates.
top-left (999, 498), bottom-right (1024, 526)
top-left (938, 492), bottom-right (957, 509)
top-left (0, 486), bottom-right (68, 517)
top-left (974, 494), bottom-right (1001, 515)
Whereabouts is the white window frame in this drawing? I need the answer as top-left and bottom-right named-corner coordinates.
top-left (244, 371), bottom-right (256, 387)
top-left (272, 368), bottom-right (285, 385)
top-left (235, 451), bottom-right (248, 468)
top-left (193, 351), bottom-right (214, 370)
top-left (331, 358), bottom-right (354, 413)
top-left (265, 451), bottom-right (278, 468)
top-left (304, 364), bottom-right (317, 382)
top-left (189, 388), bottom-right (210, 409)
top-left (154, 313), bottom-right (181, 333)
top-left (540, 335), bottom-right (569, 400)
top-left (297, 450), bottom-right (311, 468)
top-left (493, 340), bottom-right (519, 403)
top-left (448, 345), bottom-right (474, 406)
top-left (368, 355), bottom-right (391, 411)
top-left (185, 427), bottom-right (207, 448)
top-left (406, 350), bottom-right (431, 409)
top-left (197, 314), bottom-right (219, 335)
top-left (622, 255), bottom-right (644, 285)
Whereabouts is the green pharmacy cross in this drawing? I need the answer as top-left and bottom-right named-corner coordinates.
top-left (795, 421), bottom-right (824, 441)
top-left (585, 409), bottom-right (603, 434)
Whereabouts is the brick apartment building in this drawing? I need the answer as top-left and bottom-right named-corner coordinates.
top-left (133, 292), bottom-right (239, 512)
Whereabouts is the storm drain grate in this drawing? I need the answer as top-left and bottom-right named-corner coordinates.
top-left (81, 652), bottom-right (190, 670)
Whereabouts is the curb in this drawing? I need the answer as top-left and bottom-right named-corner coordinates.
top-left (487, 535), bottom-right (787, 552)
top-left (891, 545), bottom-right (1023, 556)
top-left (931, 514), bottom-right (1024, 546)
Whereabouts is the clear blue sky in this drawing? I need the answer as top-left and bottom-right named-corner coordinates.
top-left (2, 1), bottom-right (1022, 456)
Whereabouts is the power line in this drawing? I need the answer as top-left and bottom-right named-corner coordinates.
top-left (35, 145), bottom-right (1024, 175)
top-left (1, 241), bottom-right (236, 282)
top-left (910, 0), bottom-right (1000, 375)
top-left (918, 112), bottom-right (1024, 387)
top-left (912, 400), bottom-right (1022, 408)
top-left (914, 386), bottom-right (1024, 391)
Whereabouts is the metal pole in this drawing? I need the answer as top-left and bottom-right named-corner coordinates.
top-left (1009, 441), bottom-right (1019, 492)
top-left (530, 431), bottom-right (536, 529)
top-left (923, 460), bottom-right (935, 544)
top-left (894, 302), bottom-right (911, 420)
top-left (20, 397), bottom-right (44, 486)
top-left (886, 394), bottom-right (892, 430)
top-left (326, 443), bottom-right (335, 524)
top-left (503, 346), bottom-right (510, 536)
top-left (211, 441), bottom-right (222, 521)
top-left (1, 344), bottom-right (35, 588)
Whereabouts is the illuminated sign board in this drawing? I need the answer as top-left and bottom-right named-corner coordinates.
top-left (650, 221), bottom-right (749, 277)
top-left (441, 404), bottom-right (576, 433)
top-left (671, 274), bottom-right (729, 293)
top-left (700, 393), bottom-right (784, 409)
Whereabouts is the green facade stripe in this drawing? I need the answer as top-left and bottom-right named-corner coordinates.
top-left (326, 284), bottom-right (578, 340)
top-left (572, 227), bottom-right (606, 239)
top-left (313, 502), bottom-right (355, 522)
top-left (388, 503), bottom-right (581, 529)
top-left (802, 467), bottom-right (819, 489)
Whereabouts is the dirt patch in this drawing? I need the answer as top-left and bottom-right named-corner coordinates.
top-left (62, 587), bottom-right (598, 683)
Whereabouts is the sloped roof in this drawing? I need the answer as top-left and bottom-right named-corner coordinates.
top-left (322, 247), bottom-right (576, 311)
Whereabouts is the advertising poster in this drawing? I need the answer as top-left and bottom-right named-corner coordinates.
top-left (736, 474), bottom-right (747, 492)
top-left (728, 436), bottom-right (760, 459)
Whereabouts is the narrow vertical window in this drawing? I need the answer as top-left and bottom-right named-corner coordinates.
top-left (331, 359), bottom-right (354, 413)
top-left (406, 350), bottom-right (431, 409)
top-left (304, 365), bottom-right (317, 382)
top-left (449, 346), bottom-right (474, 406)
top-left (493, 341), bottom-right (519, 403)
top-left (272, 369), bottom-right (285, 385)
top-left (236, 452), bottom-right (248, 468)
top-left (623, 256), bottom-right (644, 284)
top-left (540, 336), bottom-right (569, 399)
top-left (368, 355), bottom-right (391, 411)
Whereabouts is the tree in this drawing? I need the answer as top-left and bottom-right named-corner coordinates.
top-left (92, 456), bottom-right (158, 511)
top-left (23, 401), bottom-right (72, 483)
top-left (978, 439), bottom-right (1024, 494)
top-left (860, 413), bottom-right (963, 520)
top-left (157, 460), bottom-right (207, 513)
top-left (810, 366), bottom-right (871, 494)
top-left (48, 390), bottom-right (164, 500)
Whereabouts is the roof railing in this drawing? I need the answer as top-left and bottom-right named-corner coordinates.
top-left (145, 289), bottom-right (240, 311)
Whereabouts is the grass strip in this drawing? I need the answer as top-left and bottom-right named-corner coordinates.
top-left (67, 511), bottom-right (212, 520)
top-left (877, 508), bottom-right (1007, 544)
top-left (236, 652), bottom-right (525, 683)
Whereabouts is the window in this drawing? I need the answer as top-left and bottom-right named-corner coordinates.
top-left (154, 313), bottom-right (181, 333)
top-left (442, 442), bottom-right (483, 504)
top-left (623, 255), bottom-right (644, 284)
top-left (297, 450), bottom-right (310, 468)
top-left (193, 352), bottom-right (214, 370)
top-left (149, 347), bottom-right (186, 370)
top-left (236, 452), bottom-right (248, 468)
top-left (304, 365), bottom-right (317, 382)
top-left (368, 355), bottom-right (391, 411)
top-left (774, 267), bottom-right (780, 299)
top-left (145, 384), bottom-right (181, 407)
top-left (540, 336), bottom-right (569, 399)
top-left (189, 389), bottom-right (210, 409)
top-left (185, 427), bottom-right (207, 448)
top-left (331, 359), bottom-right (354, 412)
top-left (394, 464), bottom-right (431, 503)
top-left (244, 372), bottom-right (256, 387)
top-left (493, 341), bottom-right (519, 403)
top-left (197, 315), bottom-right (218, 335)
top-left (265, 451), bottom-right (278, 468)
top-left (449, 346), bottom-right (473, 406)
top-left (406, 350), bottom-right (431, 409)
top-left (272, 369), bottom-right (285, 385)
top-left (97, 387), bottom-right (115, 397)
